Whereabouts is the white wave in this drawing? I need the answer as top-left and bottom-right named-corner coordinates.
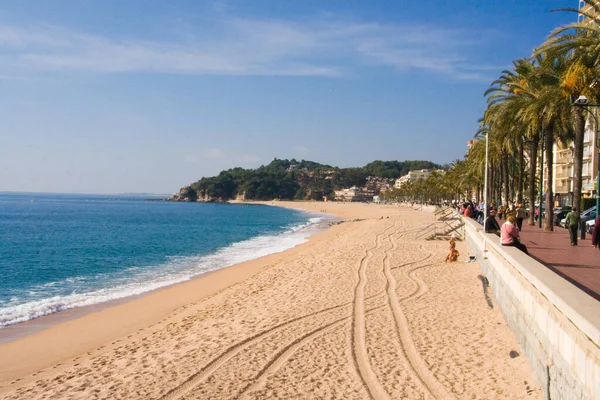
top-left (0, 215), bottom-right (325, 328)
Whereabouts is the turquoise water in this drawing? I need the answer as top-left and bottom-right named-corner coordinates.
top-left (0, 193), bottom-right (324, 327)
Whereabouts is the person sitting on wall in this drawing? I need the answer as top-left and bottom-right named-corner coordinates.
top-left (484, 210), bottom-right (501, 235)
top-left (501, 215), bottom-right (529, 254)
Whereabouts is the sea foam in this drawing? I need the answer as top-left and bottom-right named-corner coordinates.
top-left (0, 215), bottom-right (325, 328)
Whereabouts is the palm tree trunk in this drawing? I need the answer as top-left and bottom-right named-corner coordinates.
top-left (499, 156), bottom-right (504, 205)
top-left (528, 134), bottom-right (539, 225)
top-left (518, 138), bottom-right (525, 204)
top-left (544, 127), bottom-right (554, 231)
top-left (491, 164), bottom-right (496, 206)
top-left (497, 165), bottom-right (501, 206)
top-left (572, 107), bottom-right (585, 212)
top-left (496, 164), bottom-right (501, 206)
top-left (503, 154), bottom-right (510, 205)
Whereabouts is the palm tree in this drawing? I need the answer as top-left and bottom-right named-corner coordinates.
top-left (536, 0), bottom-right (600, 215)
top-left (485, 60), bottom-right (541, 225)
top-left (517, 54), bottom-right (572, 230)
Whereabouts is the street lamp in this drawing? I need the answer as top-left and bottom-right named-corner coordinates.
top-left (538, 126), bottom-right (544, 229)
top-left (469, 135), bottom-right (489, 225)
top-left (484, 132), bottom-right (489, 225)
top-left (571, 95), bottom-right (600, 215)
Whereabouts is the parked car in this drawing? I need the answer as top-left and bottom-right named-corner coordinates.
top-left (554, 206), bottom-right (571, 214)
top-left (559, 206), bottom-right (596, 228)
top-left (537, 206), bottom-right (571, 225)
top-left (554, 210), bottom-right (571, 226)
top-left (586, 218), bottom-right (595, 234)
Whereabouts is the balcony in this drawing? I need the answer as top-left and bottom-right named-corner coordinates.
top-left (555, 185), bottom-right (571, 193)
top-left (556, 150), bottom-right (573, 164)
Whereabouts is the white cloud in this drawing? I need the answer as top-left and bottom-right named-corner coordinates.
top-left (293, 145), bottom-right (310, 154)
top-left (202, 148), bottom-right (226, 160)
top-left (0, 14), bottom-right (498, 80)
top-left (183, 154), bottom-right (199, 164)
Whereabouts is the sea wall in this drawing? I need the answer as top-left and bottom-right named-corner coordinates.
top-left (463, 218), bottom-right (600, 400)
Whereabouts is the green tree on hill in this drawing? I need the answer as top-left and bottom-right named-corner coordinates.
top-left (176, 159), bottom-right (443, 202)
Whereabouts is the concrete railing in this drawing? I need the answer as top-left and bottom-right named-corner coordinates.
top-left (463, 217), bottom-right (600, 400)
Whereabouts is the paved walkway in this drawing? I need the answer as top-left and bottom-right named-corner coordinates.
top-left (500, 219), bottom-right (600, 301)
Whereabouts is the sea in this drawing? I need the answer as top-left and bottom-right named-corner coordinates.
top-left (0, 192), bottom-right (328, 329)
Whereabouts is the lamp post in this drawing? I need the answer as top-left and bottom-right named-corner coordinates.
top-left (572, 96), bottom-right (600, 215)
top-left (484, 132), bottom-right (489, 225)
top-left (582, 110), bottom-right (600, 213)
top-left (538, 126), bottom-right (544, 229)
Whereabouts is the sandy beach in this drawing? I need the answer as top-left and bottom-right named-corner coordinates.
top-left (0, 202), bottom-right (541, 399)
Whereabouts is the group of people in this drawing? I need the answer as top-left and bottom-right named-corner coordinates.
top-left (455, 200), bottom-right (529, 254)
top-left (482, 202), bottom-right (529, 254)
top-left (457, 201), bottom-right (526, 229)
top-left (455, 197), bottom-right (600, 258)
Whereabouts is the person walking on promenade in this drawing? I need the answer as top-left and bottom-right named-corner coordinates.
top-left (592, 215), bottom-right (600, 250)
top-left (565, 207), bottom-right (581, 246)
top-left (516, 203), bottom-right (526, 231)
top-left (485, 210), bottom-right (501, 235)
top-left (501, 215), bottom-right (528, 254)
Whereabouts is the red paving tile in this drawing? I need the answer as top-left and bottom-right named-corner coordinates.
top-left (496, 219), bottom-right (600, 301)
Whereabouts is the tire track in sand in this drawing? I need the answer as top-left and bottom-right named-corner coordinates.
top-left (160, 223), bottom-right (392, 400)
top-left (392, 244), bottom-right (436, 302)
top-left (351, 223), bottom-right (396, 400)
top-left (158, 300), bottom-right (356, 400)
top-left (235, 302), bottom-right (388, 400)
top-left (233, 226), bottom-right (436, 398)
top-left (159, 293), bottom-right (394, 400)
top-left (383, 229), bottom-right (453, 399)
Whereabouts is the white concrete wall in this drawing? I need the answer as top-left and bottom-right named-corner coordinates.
top-left (463, 218), bottom-right (600, 400)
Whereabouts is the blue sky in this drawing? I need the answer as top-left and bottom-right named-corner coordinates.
top-left (0, 1), bottom-right (575, 194)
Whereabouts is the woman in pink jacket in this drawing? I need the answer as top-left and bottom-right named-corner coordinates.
top-left (501, 215), bottom-right (528, 254)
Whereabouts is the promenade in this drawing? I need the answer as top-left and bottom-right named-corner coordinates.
top-left (500, 219), bottom-right (600, 301)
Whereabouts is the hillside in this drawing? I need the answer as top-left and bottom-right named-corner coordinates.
top-left (171, 159), bottom-right (442, 202)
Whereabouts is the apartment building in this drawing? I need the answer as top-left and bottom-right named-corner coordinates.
top-left (578, 0), bottom-right (597, 22)
top-left (394, 169), bottom-right (444, 189)
top-left (334, 186), bottom-right (375, 202)
top-left (551, 122), bottom-right (599, 206)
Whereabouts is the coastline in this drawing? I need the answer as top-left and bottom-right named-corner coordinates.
top-left (0, 202), bottom-right (334, 337)
top-left (0, 201), bottom-right (542, 399)
top-left (0, 202), bottom-right (345, 382)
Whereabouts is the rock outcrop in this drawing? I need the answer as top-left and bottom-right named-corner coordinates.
top-left (169, 186), bottom-right (197, 202)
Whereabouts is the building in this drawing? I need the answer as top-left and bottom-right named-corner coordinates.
top-left (334, 186), bottom-right (373, 202)
top-left (578, 0), bottom-right (597, 22)
top-left (365, 176), bottom-right (392, 192)
top-left (394, 169), bottom-right (445, 188)
top-left (551, 122), bottom-right (598, 206)
top-left (535, 2), bottom-right (599, 207)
